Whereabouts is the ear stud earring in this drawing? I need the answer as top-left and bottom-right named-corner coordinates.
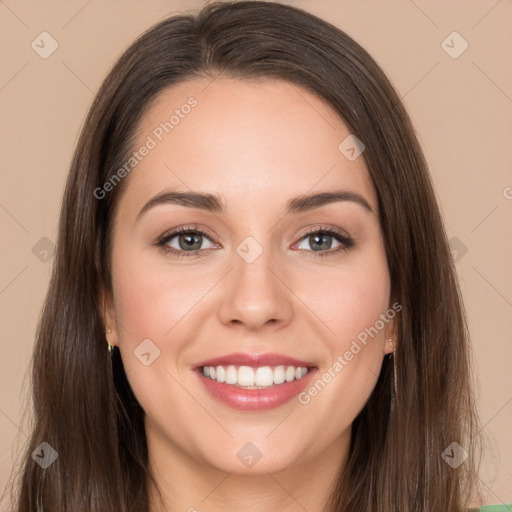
top-left (106, 329), bottom-right (114, 352)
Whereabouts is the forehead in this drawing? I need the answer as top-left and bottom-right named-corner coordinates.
top-left (119, 76), bottom-right (378, 217)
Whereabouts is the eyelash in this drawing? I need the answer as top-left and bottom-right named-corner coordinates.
top-left (154, 224), bottom-right (354, 259)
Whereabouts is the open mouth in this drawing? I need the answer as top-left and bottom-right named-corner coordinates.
top-left (192, 352), bottom-right (318, 410)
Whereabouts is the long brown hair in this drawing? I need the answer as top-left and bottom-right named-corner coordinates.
top-left (6, 1), bottom-right (482, 510)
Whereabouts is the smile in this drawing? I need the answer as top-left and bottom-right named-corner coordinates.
top-left (194, 352), bottom-right (318, 411)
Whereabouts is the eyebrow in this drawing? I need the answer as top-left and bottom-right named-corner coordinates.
top-left (136, 188), bottom-right (374, 221)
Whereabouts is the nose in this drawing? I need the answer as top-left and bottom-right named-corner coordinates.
top-left (216, 242), bottom-right (294, 332)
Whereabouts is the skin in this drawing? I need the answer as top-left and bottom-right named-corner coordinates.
top-left (103, 77), bottom-right (396, 512)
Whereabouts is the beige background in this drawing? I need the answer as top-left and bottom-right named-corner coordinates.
top-left (1, 0), bottom-right (511, 507)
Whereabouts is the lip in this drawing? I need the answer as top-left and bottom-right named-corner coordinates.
top-left (193, 352), bottom-right (318, 411)
top-left (193, 352), bottom-right (315, 369)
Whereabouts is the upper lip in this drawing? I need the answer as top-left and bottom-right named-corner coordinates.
top-left (194, 352), bottom-right (316, 369)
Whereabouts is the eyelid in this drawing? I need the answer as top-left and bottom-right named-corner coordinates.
top-left (295, 223), bottom-right (351, 241)
top-left (156, 223), bottom-right (217, 244)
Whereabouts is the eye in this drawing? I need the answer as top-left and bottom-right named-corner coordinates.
top-left (294, 226), bottom-right (354, 257)
top-left (155, 225), bottom-right (217, 258)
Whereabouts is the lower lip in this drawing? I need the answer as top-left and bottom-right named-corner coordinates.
top-left (195, 368), bottom-right (317, 411)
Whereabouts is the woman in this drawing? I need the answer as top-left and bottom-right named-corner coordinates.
top-left (8, 1), bottom-right (507, 510)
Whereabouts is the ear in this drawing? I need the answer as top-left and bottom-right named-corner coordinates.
top-left (98, 281), bottom-right (118, 348)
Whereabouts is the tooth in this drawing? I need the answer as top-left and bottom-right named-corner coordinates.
top-left (238, 366), bottom-right (255, 386)
top-left (273, 365), bottom-right (285, 384)
top-left (296, 367), bottom-right (308, 379)
top-left (203, 366), bottom-right (210, 377)
top-left (285, 366), bottom-right (295, 382)
top-left (216, 365), bottom-right (226, 383)
top-left (255, 366), bottom-right (274, 387)
top-left (225, 365), bottom-right (237, 384)
top-left (209, 366), bottom-right (216, 380)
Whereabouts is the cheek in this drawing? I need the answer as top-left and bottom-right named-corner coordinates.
top-left (340, 271), bottom-right (389, 344)
top-left (302, 255), bottom-right (391, 351)
top-left (111, 246), bottom-right (214, 346)
top-left (109, 248), bottom-right (210, 422)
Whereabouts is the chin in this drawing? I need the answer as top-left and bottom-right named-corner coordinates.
top-left (203, 449), bottom-right (299, 476)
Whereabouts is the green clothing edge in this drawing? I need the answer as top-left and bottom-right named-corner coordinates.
top-left (474, 505), bottom-right (512, 512)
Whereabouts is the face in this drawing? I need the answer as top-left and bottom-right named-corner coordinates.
top-left (104, 77), bottom-right (395, 476)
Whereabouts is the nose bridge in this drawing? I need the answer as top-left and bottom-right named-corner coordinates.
top-left (216, 234), bottom-right (294, 330)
